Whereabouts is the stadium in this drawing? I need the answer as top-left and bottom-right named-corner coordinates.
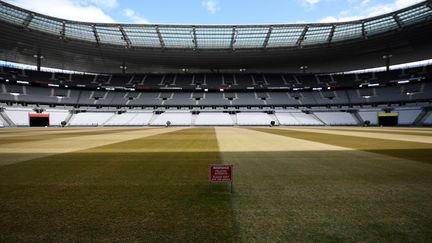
top-left (0, 0), bottom-right (432, 241)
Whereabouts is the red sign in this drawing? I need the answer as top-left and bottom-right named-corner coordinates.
top-left (208, 164), bottom-right (233, 182)
top-left (29, 113), bottom-right (49, 118)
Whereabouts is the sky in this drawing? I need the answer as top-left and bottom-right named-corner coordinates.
top-left (4, 0), bottom-right (424, 24)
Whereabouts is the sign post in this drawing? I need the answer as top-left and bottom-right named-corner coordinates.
top-left (208, 164), bottom-right (233, 193)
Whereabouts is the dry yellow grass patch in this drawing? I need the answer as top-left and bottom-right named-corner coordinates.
top-left (215, 127), bottom-right (352, 152)
top-left (278, 127), bottom-right (432, 144)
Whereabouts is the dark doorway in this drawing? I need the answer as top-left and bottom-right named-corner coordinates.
top-left (378, 114), bottom-right (398, 126)
top-left (29, 114), bottom-right (50, 127)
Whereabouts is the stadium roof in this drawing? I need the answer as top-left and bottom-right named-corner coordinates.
top-left (2, 0), bottom-right (432, 50)
top-left (1, 0), bottom-right (432, 73)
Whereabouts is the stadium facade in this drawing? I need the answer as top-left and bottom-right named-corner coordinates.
top-left (0, 0), bottom-right (432, 127)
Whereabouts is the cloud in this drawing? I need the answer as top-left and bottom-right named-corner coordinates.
top-left (202, 0), bottom-right (220, 14)
top-left (87, 0), bottom-right (118, 9)
top-left (395, 0), bottom-right (424, 8)
top-left (122, 8), bottom-right (150, 24)
top-left (6, 0), bottom-right (116, 23)
top-left (320, 15), bottom-right (363, 23)
top-left (361, 0), bottom-right (424, 17)
top-left (303, 0), bottom-right (320, 8)
top-left (319, 0), bottom-right (423, 23)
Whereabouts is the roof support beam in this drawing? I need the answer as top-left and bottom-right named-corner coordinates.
top-left (263, 26), bottom-right (273, 49)
top-left (361, 21), bottom-right (367, 39)
top-left (156, 26), bottom-right (165, 49)
top-left (92, 24), bottom-right (100, 47)
top-left (327, 24), bottom-right (336, 43)
top-left (156, 25), bottom-right (165, 49)
top-left (35, 53), bottom-right (42, 72)
top-left (22, 13), bottom-right (34, 30)
top-left (60, 21), bottom-right (66, 40)
top-left (230, 26), bottom-right (237, 51)
top-left (191, 26), bottom-right (198, 50)
top-left (296, 25), bottom-right (309, 47)
top-left (393, 14), bottom-right (403, 29)
top-left (120, 61), bottom-right (127, 74)
top-left (119, 25), bottom-right (132, 48)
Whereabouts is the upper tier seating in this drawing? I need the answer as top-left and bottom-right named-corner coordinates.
top-left (1, 81), bottom-right (432, 107)
top-left (2, 64), bottom-right (431, 90)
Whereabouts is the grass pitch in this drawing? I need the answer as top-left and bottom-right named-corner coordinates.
top-left (0, 127), bottom-right (432, 242)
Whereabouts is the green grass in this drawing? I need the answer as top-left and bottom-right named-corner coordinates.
top-left (0, 128), bottom-right (239, 242)
top-left (228, 128), bottom-right (432, 241)
top-left (1, 127), bottom-right (432, 242)
top-left (224, 150), bottom-right (432, 242)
